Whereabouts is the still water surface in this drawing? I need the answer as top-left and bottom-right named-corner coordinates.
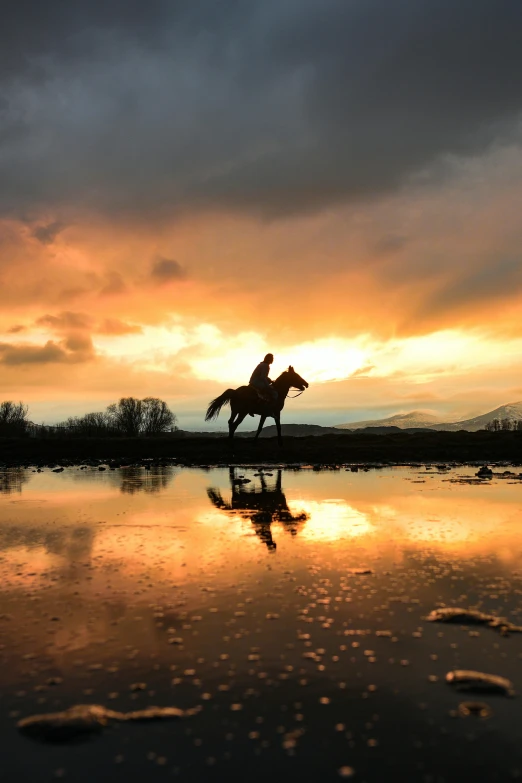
top-left (2, 464), bottom-right (522, 781)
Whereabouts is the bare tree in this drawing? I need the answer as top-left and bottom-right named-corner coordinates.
top-left (142, 397), bottom-right (177, 435)
top-left (0, 401), bottom-right (29, 436)
top-left (107, 397), bottom-right (144, 436)
top-left (27, 397), bottom-right (177, 439)
top-left (62, 411), bottom-right (115, 437)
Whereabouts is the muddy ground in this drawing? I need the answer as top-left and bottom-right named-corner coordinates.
top-left (1, 431), bottom-right (521, 466)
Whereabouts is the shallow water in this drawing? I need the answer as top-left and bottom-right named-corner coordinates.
top-left (2, 463), bottom-right (522, 781)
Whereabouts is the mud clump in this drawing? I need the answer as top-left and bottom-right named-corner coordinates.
top-left (446, 670), bottom-right (515, 696)
top-left (17, 703), bottom-right (189, 743)
top-left (458, 701), bottom-right (493, 718)
top-left (426, 607), bottom-right (522, 634)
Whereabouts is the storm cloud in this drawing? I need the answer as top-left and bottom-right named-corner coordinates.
top-left (1, 0), bottom-right (522, 218)
top-left (151, 257), bottom-right (186, 282)
top-left (31, 221), bottom-right (66, 245)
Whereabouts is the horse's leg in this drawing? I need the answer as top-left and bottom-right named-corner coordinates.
top-left (275, 413), bottom-right (282, 446)
top-left (228, 407), bottom-right (237, 439)
top-left (231, 412), bottom-right (247, 435)
top-left (255, 415), bottom-right (266, 439)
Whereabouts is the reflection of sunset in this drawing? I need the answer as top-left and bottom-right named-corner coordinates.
top-left (3, 468), bottom-right (522, 600)
top-left (2, 467), bottom-right (522, 694)
top-left (292, 499), bottom-right (375, 541)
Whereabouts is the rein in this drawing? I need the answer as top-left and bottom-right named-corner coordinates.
top-left (286, 388), bottom-right (306, 399)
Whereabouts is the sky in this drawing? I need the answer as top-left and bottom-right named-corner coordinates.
top-left (1, 0), bottom-right (522, 429)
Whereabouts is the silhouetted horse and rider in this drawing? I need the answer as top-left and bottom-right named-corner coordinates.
top-left (205, 353), bottom-right (309, 444)
top-left (207, 467), bottom-right (308, 550)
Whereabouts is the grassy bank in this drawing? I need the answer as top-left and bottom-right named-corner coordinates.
top-left (1, 430), bottom-right (522, 466)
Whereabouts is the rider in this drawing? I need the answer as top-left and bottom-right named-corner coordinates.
top-left (249, 353), bottom-right (278, 402)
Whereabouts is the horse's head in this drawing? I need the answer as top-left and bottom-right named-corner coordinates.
top-left (286, 365), bottom-right (309, 391)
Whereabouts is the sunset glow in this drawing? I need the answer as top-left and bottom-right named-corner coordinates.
top-left (1, 2), bottom-right (522, 429)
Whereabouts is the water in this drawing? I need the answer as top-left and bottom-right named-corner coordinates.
top-left (2, 463), bottom-right (522, 781)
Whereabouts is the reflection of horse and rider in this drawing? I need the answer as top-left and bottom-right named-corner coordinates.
top-left (207, 467), bottom-right (308, 551)
top-left (205, 353), bottom-right (309, 443)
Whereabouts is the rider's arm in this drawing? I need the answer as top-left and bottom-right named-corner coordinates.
top-left (261, 363), bottom-right (273, 385)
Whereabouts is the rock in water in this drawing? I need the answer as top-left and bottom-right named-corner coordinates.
top-left (446, 670), bottom-right (515, 696)
top-left (18, 705), bottom-right (119, 742)
top-left (125, 706), bottom-right (185, 722)
top-left (17, 703), bottom-right (187, 743)
top-left (426, 607), bottom-right (522, 634)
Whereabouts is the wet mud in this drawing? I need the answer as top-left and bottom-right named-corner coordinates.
top-left (426, 607), bottom-right (522, 634)
top-left (2, 464), bottom-right (522, 781)
top-left (18, 703), bottom-right (191, 742)
top-left (446, 670), bottom-right (515, 696)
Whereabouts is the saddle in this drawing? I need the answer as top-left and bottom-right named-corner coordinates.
top-left (248, 384), bottom-right (274, 404)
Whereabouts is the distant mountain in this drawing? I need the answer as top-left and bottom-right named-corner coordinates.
top-left (336, 402), bottom-right (522, 433)
top-left (156, 403), bottom-right (522, 437)
top-left (440, 402), bottom-right (522, 432)
top-left (336, 411), bottom-right (443, 430)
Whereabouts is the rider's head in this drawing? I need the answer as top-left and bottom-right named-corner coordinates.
top-left (264, 353), bottom-right (274, 364)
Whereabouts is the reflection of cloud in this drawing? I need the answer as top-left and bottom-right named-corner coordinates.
top-left (0, 525), bottom-right (95, 586)
top-left (367, 497), bottom-right (510, 548)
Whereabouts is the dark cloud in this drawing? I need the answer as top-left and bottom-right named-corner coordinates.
top-left (151, 257), bottom-right (185, 282)
top-left (424, 256), bottom-right (522, 317)
top-left (1, 0), bottom-right (522, 218)
top-left (62, 333), bottom-right (94, 354)
top-left (36, 311), bottom-right (93, 331)
top-left (0, 337), bottom-right (94, 365)
top-left (97, 318), bottom-right (142, 335)
top-left (57, 286), bottom-right (90, 303)
top-left (99, 272), bottom-right (126, 296)
top-left (373, 235), bottom-right (409, 255)
top-left (7, 324), bottom-right (26, 334)
top-left (31, 221), bottom-right (66, 244)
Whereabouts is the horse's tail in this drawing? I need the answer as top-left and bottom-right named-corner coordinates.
top-left (205, 389), bottom-right (235, 421)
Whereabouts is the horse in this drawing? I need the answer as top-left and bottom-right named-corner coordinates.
top-left (205, 366), bottom-right (309, 444)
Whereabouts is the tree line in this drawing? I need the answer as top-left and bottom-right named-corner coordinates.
top-left (484, 418), bottom-right (522, 432)
top-left (0, 398), bottom-right (177, 438)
